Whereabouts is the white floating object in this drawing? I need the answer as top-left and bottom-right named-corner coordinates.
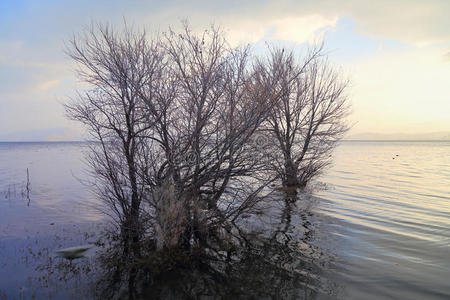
top-left (55, 244), bottom-right (93, 260)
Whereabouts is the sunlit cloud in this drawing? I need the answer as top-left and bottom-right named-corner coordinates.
top-left (178, 14), bottom-right (338, 46)
top-left (269, 15), bottom-right (338, 44)
top-left (223, 15), bottom-right (337, 46)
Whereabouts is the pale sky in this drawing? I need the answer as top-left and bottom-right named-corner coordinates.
top-left (1, 0), bottom-right (449, 141)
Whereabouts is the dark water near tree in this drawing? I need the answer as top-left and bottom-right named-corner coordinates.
top-left (0, 141), bottom-right (449, 299)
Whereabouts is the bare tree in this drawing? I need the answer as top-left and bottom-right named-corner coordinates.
top-left (66, 22), bottom-right (287, 256)
top-left (142, 23), bottom-right (283, 250)
top-left (65, 22), bottom-right (349, 263)
top-left (261, 47), bottom-right (350, 192)
top-left (64, 21), bottom-right (352, 300)
top-left (65, 23), bottom-right (165, 258)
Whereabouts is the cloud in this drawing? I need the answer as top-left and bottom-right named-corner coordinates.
top-left (222, 14), bottom-right (337, 46)
top-left (2, 0), bottom-right (450, 140)
top-left (4, 1), bottom-right (450, 49)
top-left (149, 0), bottom-right (450, 47)
top-left (443, 52), bottom-right (450, 62)
top-left (37, 79), bottom-right (60, 91)
top-left (268, 15), bottom-right (338, 43)
top-left (338, 0), bottom-right (450, 46)
top-left (212, 0), bottom-right (450, 47)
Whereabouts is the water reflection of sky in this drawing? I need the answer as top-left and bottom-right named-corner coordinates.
top-left (0, 143), bottom-right (104, 298)
top-left (317, 141), bottom-right (450, 299)
top-left (1, 141), bottom-right (449, 299)
top-left (0, 142), bottom-right (104, 238)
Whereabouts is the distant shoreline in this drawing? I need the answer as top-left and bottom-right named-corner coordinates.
top-left (342, 139), bottom-right (450, 142)
top-left (1, 140), bottom-right (449, 143)
top-left (0, 140), bottom-right (87, 143)
top-left (341, 139), bottom-right (450, 142)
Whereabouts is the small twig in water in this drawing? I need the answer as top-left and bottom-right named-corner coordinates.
top-left (20, 168), bottom-right (32, 206)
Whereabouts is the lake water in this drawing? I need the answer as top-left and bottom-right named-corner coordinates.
top-left (0, 141), bottom-right (449, 299)
top-left (316, 141), bottom-right (450, 299)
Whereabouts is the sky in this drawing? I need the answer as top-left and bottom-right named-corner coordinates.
top-left (1, 0), bottom-right (449, 141)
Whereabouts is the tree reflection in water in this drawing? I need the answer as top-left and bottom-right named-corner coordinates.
top-left (93, 193), bottom-right (340, 300)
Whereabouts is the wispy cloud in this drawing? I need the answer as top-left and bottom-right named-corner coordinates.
top-left (37, 79), bottom-right (60, 91)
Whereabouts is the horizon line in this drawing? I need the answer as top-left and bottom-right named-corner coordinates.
top-left (1, 139), bottom-right (450, 143)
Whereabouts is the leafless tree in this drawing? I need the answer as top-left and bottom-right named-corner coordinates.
top-left (261, 47), bottom-right (350, 192)
top-left (141, 23), bottom-right (284, 250)
top-left (65, 22), bottom-right (287, 257)
top-left (65, 22), bottom-right (349, 264)
top-left (65, 23), bottom-right (166, 259)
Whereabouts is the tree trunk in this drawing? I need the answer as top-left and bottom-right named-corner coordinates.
top-left (283, 158), bottom-right (299, 193)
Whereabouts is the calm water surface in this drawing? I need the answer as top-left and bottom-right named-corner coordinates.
top-left (316, 141), bottom-right (450, 299)
top-left (0, 141), bottom-right (449, 299)
top-left (0, 142), bottom-right (104, 299)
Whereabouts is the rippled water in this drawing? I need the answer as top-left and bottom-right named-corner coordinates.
top-left (0, 142), bottom-right (104, 299)
top-left (0, 141), bottom-right (449, 299)
top-left (317, 141), bottom-right (450, 299)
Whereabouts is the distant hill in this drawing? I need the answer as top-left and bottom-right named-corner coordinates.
top-left (345, 131), bottom-right (450, 141)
